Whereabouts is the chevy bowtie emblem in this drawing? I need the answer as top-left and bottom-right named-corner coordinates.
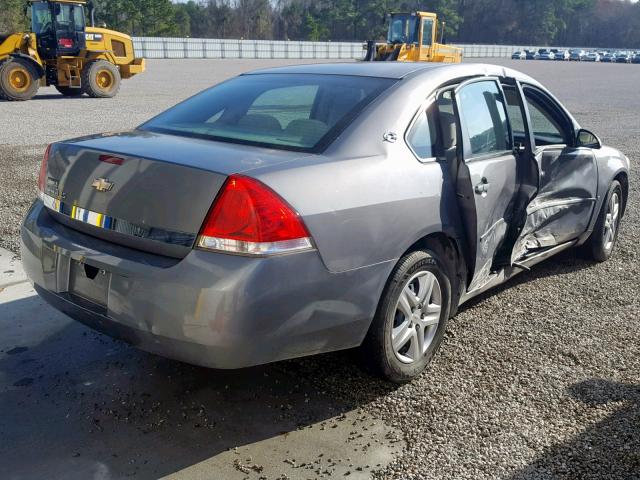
top-left (91, 178), bottom-right (114, 192)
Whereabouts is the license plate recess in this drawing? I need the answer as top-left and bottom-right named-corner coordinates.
top-left (68, 260), bottom-right (110, 307)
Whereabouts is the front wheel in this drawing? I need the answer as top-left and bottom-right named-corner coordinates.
top-left (82, 60), bottom-right (121, 98)
top-left (362, 249), bottom-right (451, 383)
top-left (582, 180), bottom-right (624, 262)
top-left (0, 58), bottom-right (39, 101)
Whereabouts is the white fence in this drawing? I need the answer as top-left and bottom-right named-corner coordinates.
top-left (132, 38), bottom-right (366, 59)
top-left (131, 37), bottom-right (551, 60)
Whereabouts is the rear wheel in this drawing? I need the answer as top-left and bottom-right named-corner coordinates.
top-left (582, 180), bottom-right (623, 262)
top-left (362, 249), bottom-right (451, 383)
top-left (0, 57), bottom-right (39, 101)
top-left (82, 60), bottom-right (121, 98)
top-left (55, 86), bottom-right (84, 97)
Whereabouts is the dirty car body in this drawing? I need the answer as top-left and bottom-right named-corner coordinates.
top-left (21, 63), bottom-right (629, 378)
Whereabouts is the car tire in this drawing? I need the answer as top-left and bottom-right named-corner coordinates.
top-left (82, 60), bottom-right (121, 98)
top-left (0, 57), bottom-right (39, 101)
top-left (55, 86), bottom-right (84, 97)
top-left (582, 180), bottom-right (624, 262)
top-left (362, 249), bottom-right (451, 383)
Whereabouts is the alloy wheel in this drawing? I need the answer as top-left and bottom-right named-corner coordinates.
top-left (392, 271), bottom-right (442, 364)
top-left (603, 191), bottom-right (620, 251)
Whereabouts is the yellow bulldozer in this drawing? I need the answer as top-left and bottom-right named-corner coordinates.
top-left (0, 0), bottom-right (145, 101)
top-left (364, 11), bottom-right (462, 63)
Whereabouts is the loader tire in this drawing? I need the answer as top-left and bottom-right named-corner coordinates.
top-left (0, 57), bottom-right (39, 101)
top-left (82, 60), bottom-right (121, 98)
top-left (55, 86), bottom-right (84, 97)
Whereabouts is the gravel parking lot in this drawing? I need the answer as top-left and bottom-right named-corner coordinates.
top-left (0, 59), bottom-right (638, 479)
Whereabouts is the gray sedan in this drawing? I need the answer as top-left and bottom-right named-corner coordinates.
top-left (22, 63), bottom-right (629, 382)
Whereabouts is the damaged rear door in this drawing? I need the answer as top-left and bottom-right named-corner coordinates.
top-left (452, 78), bottom-right (519, 291)
top-left (510, 84), bottom-right (598, 262)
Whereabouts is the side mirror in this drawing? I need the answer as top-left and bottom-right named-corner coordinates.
top-left (576, 128), bottom-right (601, 149)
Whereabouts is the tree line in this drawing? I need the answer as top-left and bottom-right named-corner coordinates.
top-left (2, 0), bottom-right (640, 48)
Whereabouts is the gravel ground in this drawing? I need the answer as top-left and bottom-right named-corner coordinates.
top-left (0, 59), bottom-right (638, 479)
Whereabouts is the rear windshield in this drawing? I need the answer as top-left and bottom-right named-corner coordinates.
top-left (140, 73), bottom-right (396, 152)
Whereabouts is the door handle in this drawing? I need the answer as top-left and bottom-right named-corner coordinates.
top-left (474, 178), bottom-right (490, 195)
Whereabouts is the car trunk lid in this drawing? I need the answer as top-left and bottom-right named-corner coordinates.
top-left (41, 131), bottom-right (308, 258)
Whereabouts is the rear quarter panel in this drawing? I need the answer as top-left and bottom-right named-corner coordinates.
top-left (256, 151), bottom-right (457, 273)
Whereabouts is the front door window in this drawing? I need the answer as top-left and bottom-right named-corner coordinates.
top-left (522, 87), bottom-right (571, 147)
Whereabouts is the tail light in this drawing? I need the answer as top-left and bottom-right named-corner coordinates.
top-left (38, 144), bottom-right (52, 193)
top-left (58, 38), bottom-right (73, 48)
top-left (196, 175), bottom-right (313, 256)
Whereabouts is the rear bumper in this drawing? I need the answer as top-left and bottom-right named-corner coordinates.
top-left (21, 201), bottom-right (388, 368)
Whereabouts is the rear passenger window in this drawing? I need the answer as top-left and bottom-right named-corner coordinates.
top-left (503, 86), bottom-right (527, 145)
top-left (406, 103), bottom-right (438, 159)
top-left (457, 80), bottom-right (510, 157)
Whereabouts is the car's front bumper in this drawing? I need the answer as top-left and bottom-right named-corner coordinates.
top-left (21, 201), bottom-right (388, 368)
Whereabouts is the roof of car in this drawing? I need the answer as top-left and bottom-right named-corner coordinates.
top-left (245, 62), bottom-right (451, 80)
top-left (245, 62), bottom-right (537, 85)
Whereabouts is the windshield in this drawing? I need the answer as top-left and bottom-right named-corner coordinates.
top-left (53, 2), bottom-right (84, 33)
top-left (387, 14), bottom-right (419, 44)
top-left (141, 74), bottom-right (396, 153)
top-left (32, 2), bottom-right (84, 35)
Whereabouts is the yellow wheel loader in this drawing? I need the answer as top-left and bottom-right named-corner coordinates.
top-left (364, 11), bottom-right (462, 63)
top-left (0, 0), bottom-right (145, 101)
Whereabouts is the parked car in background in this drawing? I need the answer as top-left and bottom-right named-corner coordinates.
top-left (632, 53), bottom-right (640, 64)
top-left (584, 52), bottom-right (601, 62)
top-left (570, 49), bottom-right (585, 61)
top-left (616, 52), bottom-right (632, 63)
top-left (554, 50), bottom-right (570, 61)
top-left (525, 49), bottom-right (538, 60)
top-left (602, 52), bottom-right (616, 63)
top-left (538, 49), bottom-right (555, 60)
top-left (21, 62), bottom-right (630, 383)
top-left (511, 50), bottom-right (526, 60)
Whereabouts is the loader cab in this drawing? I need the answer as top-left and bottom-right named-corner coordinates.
top-left (386, 13), bottom-right (420, 45)
top-left (386, 12), bottom-right (439, 61)
top-left (30, 0), bottom-right (86, 60)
